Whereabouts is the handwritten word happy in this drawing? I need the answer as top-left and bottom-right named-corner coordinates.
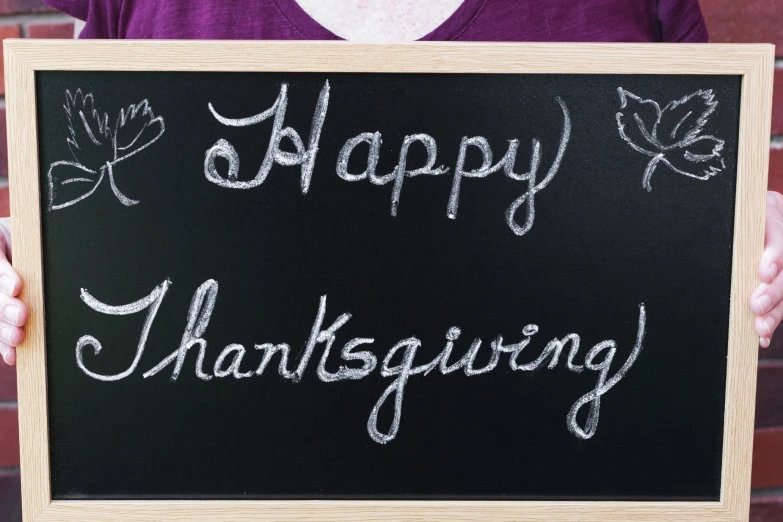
top-left (204, 81), bottom-right (571, 236)
top-left (75, 279), bottom-right (647, 444)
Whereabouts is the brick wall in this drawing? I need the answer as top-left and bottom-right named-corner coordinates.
top-left (0, 1), bottom-right (780, 521)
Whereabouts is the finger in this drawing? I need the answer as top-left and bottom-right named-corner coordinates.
top-left (0, 325), bottom-right (24, 347)
top-left (0, 293), bottom-right (28, 327)
top-left (0, 343), bottom-right (15, 366)
top-left (760, 192), bottom-right (783, 283)
top-left (0, 218), bottom-right (19, 298)
top-left (0, 264), bottom-right (21, 298)
top-left (760, 337), bottom-right (771, 349)
top-left (755, 295), bottom-right (783, 338)
top-left (750, 266), bottom-right (783, 315)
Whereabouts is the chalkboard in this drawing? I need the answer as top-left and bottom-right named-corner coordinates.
top-left (8, 41), bottom-right (771, 521)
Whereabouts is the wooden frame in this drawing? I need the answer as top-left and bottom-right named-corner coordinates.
top-left (4, 40), bottom-right (773, 522)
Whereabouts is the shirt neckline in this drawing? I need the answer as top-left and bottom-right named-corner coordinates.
top-left (270, 0), bottom-right (488, 41)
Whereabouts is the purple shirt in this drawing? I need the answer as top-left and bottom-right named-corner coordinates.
top-left (45, 0), bottom-right (708, 43)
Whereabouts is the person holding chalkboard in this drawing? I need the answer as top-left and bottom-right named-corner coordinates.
top-left (0, 0), bottom-right (779, 366)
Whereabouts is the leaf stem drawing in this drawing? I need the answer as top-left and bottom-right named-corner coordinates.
top-left (47, 89), bottom-right (165, 210)
top-left (615, 88), bottom-right (726, 191)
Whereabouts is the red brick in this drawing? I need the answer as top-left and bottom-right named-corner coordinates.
top-left (0, 363), bottom-right (15, 401)
top-left (0, 187), bottom-right (9, 220)
top-left (701, 0), bottom-right (783, 48)
top-left (0, 187), bottom-right (10, 219)
top-left (761, 325), bottom-right (783, 359)
top-left (769, 149), bottom-right (783, 195)
top-left (27, 21), bottom-right (75, 39)
top-left (0, 108), bottom-right (7, 178)
top-left (0, 0), bottom-right (54, 15)
top-left (752, 427), bottom-right (783, 489)
top-left (0, 473), bottom-right (21, 522)
top-left (756, 363), bottom-right (783, 427)
top-left (0, 187), bottom-right (11, 217)
top-left (0, 25), bottom-right (20, 41)
top-left (0, 187), bottom-right (9, 219)
top-left (752, 496), bottom-right (783, 522)
top-left (0, 25), bottom-right (21, 97)
top-left (0, 408), bottom-right (18, 467)
top-left (773, 70), bottom-right (783, 135)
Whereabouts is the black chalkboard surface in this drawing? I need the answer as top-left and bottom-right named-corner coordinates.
top-left (36, 70), bottom-right (741, 502)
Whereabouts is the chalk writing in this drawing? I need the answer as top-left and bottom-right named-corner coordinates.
top-left (74, 279), bottom-right (646, 444)
top-left (48, 89), bottom-right (166, 210)
top-left (616, 88), bottom-right (725, 191)
top-left (205, 82), bottom-right (570, 236)
top-left (205, 82), bottom-right (330, 194)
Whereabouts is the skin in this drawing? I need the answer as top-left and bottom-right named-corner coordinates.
top-left (0, 217), bottom-right (28, 366)
top-left (751, 191), bottom-right (783, 348)
top-left (1, 0), bottom-right (778, 364)
top-left (294, 0), bottom-right (464, 41)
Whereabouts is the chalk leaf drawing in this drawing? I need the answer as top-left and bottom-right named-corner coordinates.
top-left (616, 88), bottom-right (725, 192)
top-left (47, 89), bottom-right (165, 210)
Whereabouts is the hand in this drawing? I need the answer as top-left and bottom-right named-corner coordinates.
top-left (751, 191), bottom-right (783, 347)
top-left (0, 217), bottom-right (27, 365)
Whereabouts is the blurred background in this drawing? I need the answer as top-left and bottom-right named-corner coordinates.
top-left (0, 1), bottom-right (779, 520)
